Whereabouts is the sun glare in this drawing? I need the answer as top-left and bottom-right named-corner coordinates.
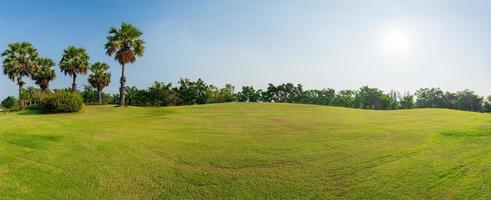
top-left (379, 26), bottom-right (412, 55)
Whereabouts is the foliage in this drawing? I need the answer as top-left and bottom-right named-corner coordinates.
top-left (59, 46), bottom-right (90, 92)
top-left (415, 88), bottom-right (445, 108)
top-left (483, 96), bottom-right (491, 113)
top-left (415, 88), bottom-right (484, 111)
top-left (39, 91), bottom-right (84, 113)
top-left (399, 93), bottom-right (415, 109)
top-left (21, 87), bottom-right (43, 106)
top-left (1, 96), bottom-right (19, 109)
top-left (105, 23), bottom-right (145, 65)
top-left (26, 104), bottom-right (42, 111)
top-left (1, 42), bottom-right (39, 108)
top-left (237, 86), bottom-right (261, 102)
top-left (260, 83), bottom-right (303, 103)
top-left (300, 89), bottom-right (336, 105)
top-left (116, 83), bottom-right (181, 107)
top-left (112, 79), bottom-right (239, 107)
top-left (177, 78), bottom-right (212, 105)
top-left (332, 90), bottom-right (358, 108)
top-left (454, 89), bottom-right (483, 111)
top-left (146, 82), bottom-right (181, 106)
top-left (32, 57), bottom-right (56, 91)
top-left (1, 42), bottom-right (39, 83)
top-left (261, 84), bottom-right (278, 102)
top-left (482, 100), bottom-right (491, 113)
top-left (208, 84), bottom-right (236, 103)
top-left (80, 85), bottom-right (113, 105)
top-left (356, 86), bottom-right (393, 110)
top-left (124, 86), bottom-right (147, 106)
top-left (88, 62), bottom-right (111, 104)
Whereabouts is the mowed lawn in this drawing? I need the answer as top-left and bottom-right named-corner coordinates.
top-left (1, 103), bottom-right (491, 199)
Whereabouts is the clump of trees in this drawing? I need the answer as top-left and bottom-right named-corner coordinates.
top-left (209, 84), bottom-right (236, 103)
top-left (110, 78), bottom-right (236, 107)
top-left (414, 88), bottom-right (483, 111)
top-left (0, 22), bottom-right (143, 113)
top-left (2, 42), bottom-right (41, 109)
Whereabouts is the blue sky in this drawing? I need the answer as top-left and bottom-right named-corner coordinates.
top-left (0, 0), bottom-right (490, 97)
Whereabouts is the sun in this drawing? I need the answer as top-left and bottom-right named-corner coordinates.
top-left (379, 26), bottom-right (412, 54)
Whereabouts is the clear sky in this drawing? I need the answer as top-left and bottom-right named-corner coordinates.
top-left (0, 0), bottom-right (490, 98)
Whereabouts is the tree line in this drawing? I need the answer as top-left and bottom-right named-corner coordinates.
top-left (73, 81), bottom-right (491, 113)
top-left (233, 84), bottom-right (488, 112)
top-left (3, 73), bottom-right (490, 113)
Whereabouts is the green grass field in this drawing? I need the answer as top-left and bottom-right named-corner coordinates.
top-left (1, 103), bottom-right (491, 199)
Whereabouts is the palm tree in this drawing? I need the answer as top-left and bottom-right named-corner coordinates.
top-left (88, 62), bottom-right (111, 104)
top-left (1, 42), bottom-right (39, 108)
top-left (59, 46), bottom-right (89, 92)
top-left (105, 22), bottom-right (145, 107)
top-left (32, 57), bottom-right (56, 91)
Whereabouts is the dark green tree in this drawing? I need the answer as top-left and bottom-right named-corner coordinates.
top-left (237, 86), bottom-right (261, 102)
top-left (356, 86), bottom-right (391, 110)
top-left (399, 93), bottom-right (415, 109)
top-left (415, 88), bottom-right (445, 108)
top-left (455, 89), bottom-right (482, 111)
top-left (332, 90), bottom-right (358, 108)
top-left (300, 89), bottom-right (335, 105)
top-left (147, 81), bottom-right (181, 106)
top-left (1, 96), bottom-right (19, 109)
top-left (177, 78), bottom-right (211, 105)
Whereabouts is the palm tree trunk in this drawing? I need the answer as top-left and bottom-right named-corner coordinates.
top-left (72, 74), bottom-right (77, 92)
top-left (119, 64), bottom-right (126, 107)
top-left (17, 77), bottom-right (23, 109)
top-left (42, 80), bottom-right (49, 92)
top-left (98, 90), bottom-right (102, 104)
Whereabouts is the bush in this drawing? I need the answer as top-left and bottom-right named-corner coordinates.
top-left (40, 91), bottom-right (84, 113)
top-left (1, 96), bottom-right (19, 109)
top-left (27, 104), bottom-right (42, 111)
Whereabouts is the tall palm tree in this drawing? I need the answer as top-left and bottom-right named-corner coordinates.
top-left (59, 46), bottom-right (89, 92)
top-left (105, 22), bottom-right (145, 107)
top-left (32, 57), bottom-right (56, 91)
top-left (88, 62), bottom-right (111, 104)
top-left (1, 42), bottom-right (39, 108)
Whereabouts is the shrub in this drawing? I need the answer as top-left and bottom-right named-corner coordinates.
top-left (40, 91), bottom-right (84, 113)
top-left (27, 104), bottom-right (42, 111)
top-left (1, 96), bottom-right (19, 109)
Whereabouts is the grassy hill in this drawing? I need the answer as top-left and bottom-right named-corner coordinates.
top-left (1, 103), bottom-right (491, 199)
